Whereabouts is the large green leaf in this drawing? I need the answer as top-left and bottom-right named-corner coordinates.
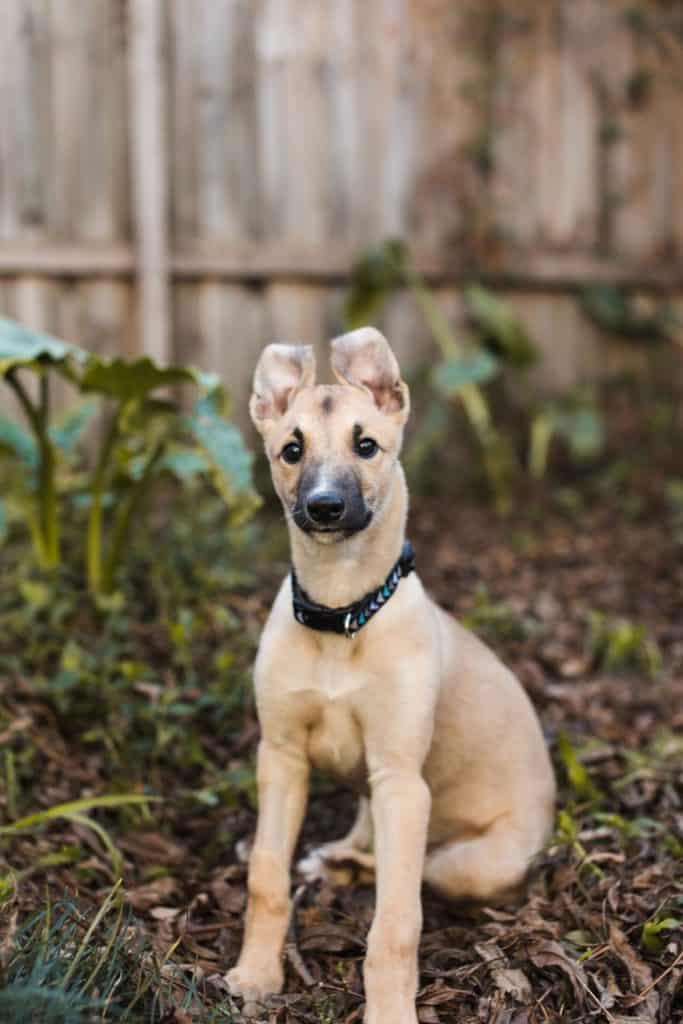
top-left (464, 285), bottom-right (538, 368)
top-left (185, 391), bottom-right (259, 519)
top-left (49, 399), bottom-right (99, 457)
top-left (0, 317), bottom-right (86, 376)
top-left (0, 500), bottom-right (7, 545)
top-left (550, 404), bottom-right (604, 459)
top-left (432, 349), bottom-right (500, 396)
top-left (81, 356), bottom-right (220, 402)
top-left (0, 413), bottom-right (38, 468)
top-left (161, 443), bottom-right (210, 482)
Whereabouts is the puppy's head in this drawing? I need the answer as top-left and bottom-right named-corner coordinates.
top-left (250, 328), bottom-right (409, 542)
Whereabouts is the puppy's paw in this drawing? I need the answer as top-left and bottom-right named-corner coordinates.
top-left (297, 847), bottom-right (330, 882)
top-left (297, 843), bottom-right (375, 883)
top-left (225, 962), bottom-right (283, 1004)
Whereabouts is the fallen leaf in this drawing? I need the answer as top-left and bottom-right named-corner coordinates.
top-left (529, 940), bottom-right (587, 1004)
top-left (126, 876), bottom-right (178, 910)
top-left (298, 923), bottom-right (365, 953)
top-left (475, 942), bottom-right (532, 1002)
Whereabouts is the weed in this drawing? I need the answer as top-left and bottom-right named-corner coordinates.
top-left (462, 585), bottom-right (540, 643)
top-left (587, 612), bottom-right (661, 678)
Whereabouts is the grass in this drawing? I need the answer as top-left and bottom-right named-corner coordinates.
top-left (0, 485), bottom-right (270, 1021)
top-left (0, 883), bottom-right (238, 1022)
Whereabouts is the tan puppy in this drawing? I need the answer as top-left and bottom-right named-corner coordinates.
top-left (226, 329), bottom-right (555, 1024)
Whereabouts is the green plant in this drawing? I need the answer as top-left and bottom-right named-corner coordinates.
top-left (0, 318), bottom-right (259, 597)
top-left (641, 908), bottom-right (682, 954)
top-left (580, 284), bottom-right (681, 344)
top-left (529, 394), bottom-right (604, 480)
top-left (345, 241), bottom-right (523, 510)
top-left (461, 585), bottom-right (537, 642)
top-left (0, 794), bottom-right (160, 878)
top-left (0, 320), bottom-right (89, 569)
top-left (344, 241), bottom-right (605, 508)
top-left (556, 733), bottom-right (602, 803)
top-left (587, 612), bottom-right (661, 678)
top-left (0, 885), bottom-right (220, 1023)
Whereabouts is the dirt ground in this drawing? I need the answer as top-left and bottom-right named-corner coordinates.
top-left (1, 478), bottom-right (682, 1022)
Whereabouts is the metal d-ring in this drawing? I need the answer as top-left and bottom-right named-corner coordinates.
top-left (343, 612), bottom-right (356, 639)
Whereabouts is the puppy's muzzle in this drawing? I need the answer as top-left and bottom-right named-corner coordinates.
top-left (294, 466), bottom-right (371, 536)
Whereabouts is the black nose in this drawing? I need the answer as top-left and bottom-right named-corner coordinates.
top-left (307, 492), bottom-right (345, 525)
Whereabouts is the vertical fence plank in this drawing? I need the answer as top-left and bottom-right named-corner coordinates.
top-left (169, 0), bottom-right (199, 385)
top-left (491, 0), bottom-right (604, 253)
top-left (78, 2), bottom-right (132, 372)
top-left (129, 0), bottom-right (170, 364)
top-left (0, 1), bottom-right (23, 240)
top-left (408, 1), bottom-right (485, 253)
top-left (328, 0), bottom-right (414, 242)
top-left (257, 0), bottom-right (329, 242)
top-left (169, 0), bottom-right (199, 245)
top-left (46, 0), bottom-right (131, 411)
top-left (195, 1), bottom-right (262, 412)
top-left (257, 1), bottom-right (330, 359)
top-left (49, 0), bottom-right (126, 241)
top-left (366, 0), bottom-right (417, 239)
top-left (197, 283), bottom-right (267, 434)
top-left (489, 0), bottom-right (543, 249)
top-left (0, 2), bottom-right (54, 413)
top-left (535, 0), bottom-right (601, 249)
top-left (0, 0), bottom-right (51, 242)
top-left (198, 0), bottom-right (260, 241)
top-left (604, 2), bottom-right (680, 262)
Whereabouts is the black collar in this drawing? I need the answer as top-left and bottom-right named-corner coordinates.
top-left (291, 540), bottom-right (416, 638)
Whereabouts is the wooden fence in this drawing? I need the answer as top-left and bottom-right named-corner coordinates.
top-left (0, 0), bottom-right (682, 427)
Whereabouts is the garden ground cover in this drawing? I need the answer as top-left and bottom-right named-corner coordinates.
top-left (0, 459), bottom-right (681, 1022)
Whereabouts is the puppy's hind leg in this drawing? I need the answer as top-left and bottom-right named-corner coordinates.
top-left (423, 820), bottom-right (535, 904)
top-left (298, 796), bottom-right (375, 881)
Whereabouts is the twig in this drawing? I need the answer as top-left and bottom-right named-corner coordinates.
top-left (630, 949), bottom-right (683, 1005)
top-left (284, 884), bottom-right (315, 988)
top-left (573, 968), bottom-right (616, 1023)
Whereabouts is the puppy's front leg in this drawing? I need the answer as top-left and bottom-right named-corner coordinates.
top-left (226, 737), bottom-right (309, 1003)
top-left (364, 766), bottom-right (431, 1024)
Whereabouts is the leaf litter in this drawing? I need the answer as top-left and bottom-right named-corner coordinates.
top-left (0, 468), bottom-right (682, 1021)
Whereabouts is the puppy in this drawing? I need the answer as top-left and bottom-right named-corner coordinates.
top-left (226, 328), bottom-right (555, 1024)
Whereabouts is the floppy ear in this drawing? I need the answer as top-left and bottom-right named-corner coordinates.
top-left (330, 327), bottom-right (409, 420)
top-left (249, 343), bottom-right (316, 431)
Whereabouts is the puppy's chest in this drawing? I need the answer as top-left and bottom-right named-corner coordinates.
top-left (306, 696), bottom-right (366, 782)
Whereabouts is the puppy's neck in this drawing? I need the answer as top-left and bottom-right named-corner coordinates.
top-left (288, 464), bottom-right (408, 607)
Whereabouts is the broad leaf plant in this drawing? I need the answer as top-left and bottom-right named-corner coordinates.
top-left (0, 318), bottom-right (259, 598)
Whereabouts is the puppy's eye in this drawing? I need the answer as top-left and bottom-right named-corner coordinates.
top-left (281, 441), bottom-right (303, 465)
top-left (355, 436), bottom-right (379, 459)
